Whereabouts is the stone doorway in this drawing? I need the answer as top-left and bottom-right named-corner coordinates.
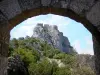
top-left (0, 0), bottom-right (100, 75)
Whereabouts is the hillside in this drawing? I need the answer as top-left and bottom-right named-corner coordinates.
top-left (8, 24), bottom-right (95, 75)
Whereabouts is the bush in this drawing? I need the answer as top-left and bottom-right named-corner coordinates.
top-left (53, 53), bottom-right (66, 59)
top-left (53, 67), bottom-right (71, 75)
top-left (28, 58), bottom-right (52, 75)
top-left (13, 48), bottom-right (36, 66)
top-left (9, 37), bottom-right (95, 75)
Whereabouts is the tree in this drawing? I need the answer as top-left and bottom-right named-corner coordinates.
top-left (10, 38), bottom-right (19, 49)
top-left (13, 48), bottom-right (37, 66)
top-left (28, 58), bottom-right (52, 75)
top-left (53, 67), bottom-right (71, 75)
top-left (9, 37), bottom-right (95, 75)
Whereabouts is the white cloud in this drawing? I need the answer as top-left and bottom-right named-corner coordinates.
top-left (20, 14), bottom-right (71, 27)
top-left (73, 40), bottom-right (82, 54)
top-left (10, 25), bottom-right (34, 39)
top-left (72, 39), bottom-right (94, 55)
top-left (85, 36), bottom-right (93, 46)
top-left (10, 14), bottom-right (71, 39)
top-left (43, 14), bottom-right (71, 26)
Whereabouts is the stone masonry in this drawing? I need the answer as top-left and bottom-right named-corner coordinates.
top-left (0, 0), bottom-right (100, 75)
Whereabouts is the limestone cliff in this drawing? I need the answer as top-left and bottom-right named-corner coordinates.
top-left (32, 23), bottom-right (74, 53)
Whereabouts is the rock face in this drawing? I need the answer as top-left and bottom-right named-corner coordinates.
top-left (32, 23), bottom-right (73, 53)
top-left (7, 55), bottom-right (29, 75)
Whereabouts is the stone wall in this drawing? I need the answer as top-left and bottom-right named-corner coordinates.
top-left (93, 36), bottom-right (100, 75)
top-left (0, 0), bottom-right (100, 75)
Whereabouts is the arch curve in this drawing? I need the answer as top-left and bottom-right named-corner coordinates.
top-left (0, 0), bottom-right (100, 75)
top-left (8, 7), bottom-right (100, 43)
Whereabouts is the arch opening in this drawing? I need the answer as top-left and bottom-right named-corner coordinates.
top-left (9, 14), bottom-right (95, 75)
top-left (10, 14), bottom-right (94, 55)
top-left (8, 7), bottom-right (100, 44)
top-left (0, 1), bottom-right (100, 75)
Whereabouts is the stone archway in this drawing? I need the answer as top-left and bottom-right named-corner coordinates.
top-left (0, 0), bottom-right (100, 75)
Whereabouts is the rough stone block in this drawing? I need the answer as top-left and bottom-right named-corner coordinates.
top-left (70, 0), bottom-right (95, 15)
top-left (50, 0), bottom-right (61, 8)
top-left (60, 0), bottom-right (70, 8)
top-left (41, 0), bottom-right (51, 6)
top-left (0, 13), bottom-right (8, 27)
top-left (86, 1), bottom-right (100, 27)
top-left (0, 0), bottom-right (21, 19)
top-left (0, 57), bottom-right (8, 75)
top-left (18, 0), bottom-right (41, 11)
top-left (51, 0), bottom-right (70, 8)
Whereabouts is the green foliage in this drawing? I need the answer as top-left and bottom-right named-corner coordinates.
top-left (9, 37), bottom-right (95, 75)
top-left (10, 38), bottom-right (19, 49)
top-left (8, 46), bottom-right (14, 56)
top-left (28, 58), bottom-right (52, 75)
top-left (53, 53), bottom-right (66, 59)
top-left (41, 41), bottom-right (61, 58)
top-left (13, 48), bottom-right (36, 66)
top-left (61, 54), bottom-right (76, 67)
top-left (53, 67), bottom-right (71, 75)
top-left (51, 61), bottom-right (58, 74)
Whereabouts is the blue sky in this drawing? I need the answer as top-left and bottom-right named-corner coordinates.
top-left (10, 14), bottom-right (93, 55)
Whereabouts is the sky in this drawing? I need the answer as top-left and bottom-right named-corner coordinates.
top-left (10, 14), bottom-right (93, 55)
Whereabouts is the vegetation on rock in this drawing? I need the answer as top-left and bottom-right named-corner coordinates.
top-left (8, 36), bottom-right (95, 75)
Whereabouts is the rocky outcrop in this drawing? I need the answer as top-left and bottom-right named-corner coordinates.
top-left (32, 23), bottom-right (74, 53)
top-left (7, 55), bottom-right (29, 75)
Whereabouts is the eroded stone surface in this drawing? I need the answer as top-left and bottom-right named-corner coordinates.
top-left (93, 36), bottom-right (100, 75)
top-left (0, 13), bottom-right (10, 75)
top-left (32, 23), bottom-right (73, 53)
top-left (18, 0), bottom-right (41, 11)
top-left (87, 0), bottom-right (100, 27)
top-left (41, 0), bottom-right (51, 6)
top-left (0, 0), bottom-right (21, 19)
top-left (0, 57), bottom-right (8, 75)
top-left (70, 0), bottom-right (95, 15)
top-left (0, 0), bottom-right (100, 75)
